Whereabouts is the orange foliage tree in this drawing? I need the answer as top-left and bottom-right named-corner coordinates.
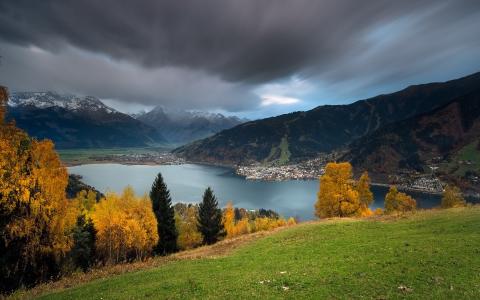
top-left (0, 86), bottom-right (74, 291)
top-left (357, 171), bottom-right (374, 216)
top-left (315, 162), bottom-right (361, 218)
top-left (222, 202), bottom-right (294, 239)
top-left (384, 186), bottom-right (416, 214)
top-left (91, 187), bottom-right (158, 264)
top-left (223, 201), bottom-right (237, 238)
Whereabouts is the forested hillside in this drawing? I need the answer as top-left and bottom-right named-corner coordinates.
top-left (174, 72), bottom-right (480, 165)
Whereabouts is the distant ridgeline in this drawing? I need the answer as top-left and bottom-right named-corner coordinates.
top-left (174, 72), bottom-right (480, 191)
top-left (7, 92), bottom-right (165, 148)
top-left (6, 92), bottom-right (246, 148)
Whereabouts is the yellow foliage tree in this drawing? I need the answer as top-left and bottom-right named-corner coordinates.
top-left (315, 162), bottom-right (361, 218)
top-left (223, 201), bottom-right (236, 238)
top-left (357, 171), bottom-right (373, 210)
top-left (176, 205), bottom-right (202, 250)
top-left (384, 186), bottom-right (416, 214)
top-left (287, 217), bottom-right (297, 226)
top-left (222, 202), bottom-right (290, 239)
top-left (91, 187), bottom-right (158, 264)
top-left (0, 86), bottom-right (74, 290)
top-left (73, 189), bottom-right (97, 214)
top-left (441, 185), bottom-right (466, 208)
top-left (234, 217), bottom-right (251, 235)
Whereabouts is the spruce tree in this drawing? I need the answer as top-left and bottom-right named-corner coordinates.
top-left (197, 187), bottom-right (224, 245)
top-left (150, 173), bottom-right (178, 255)
top-left (70, 214), bottom-right (96, 271)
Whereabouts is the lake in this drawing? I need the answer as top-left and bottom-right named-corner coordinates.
top-left (69, 163), bottom-right (443, 220)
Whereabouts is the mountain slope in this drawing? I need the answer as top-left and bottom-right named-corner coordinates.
top-left (343, 90), bottom-right (480, 180)
top-left (174, 72), bottom-right (480, 165)
top-left (7, 92), bottom-right (165, 148)
top-left (138, 106), bottom-right (246, 144)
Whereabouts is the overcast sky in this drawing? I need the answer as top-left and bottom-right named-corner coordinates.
top-left (1, 0), bottom-right (479, 118)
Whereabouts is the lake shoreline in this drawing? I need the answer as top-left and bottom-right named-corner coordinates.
top-left (64, 158), bottom-right (480, 200)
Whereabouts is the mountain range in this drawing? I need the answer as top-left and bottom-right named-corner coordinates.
top-left (6, 92), bottom-right (246, 148)
top-left (7, 92), bottom-right (165, 148)
top-left (343, 89), bottom-right (480, 181)
top-left (174, 72), bottom-right (480, 167)
top-left (136, 106), bottom-right (247, 145)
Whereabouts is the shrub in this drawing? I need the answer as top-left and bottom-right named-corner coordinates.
top-left (384, 186), bottom-right (416, 214)
top-left (441, 185), bottom-right (466, 208)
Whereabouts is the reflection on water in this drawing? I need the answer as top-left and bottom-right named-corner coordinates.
top-left (69, 163), bottom-right (444, 220)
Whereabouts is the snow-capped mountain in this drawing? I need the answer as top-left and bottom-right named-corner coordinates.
top-left (137, 105), bottom-right (248, 144)
top-left (7, 92), bottom-right (165, 148)
top-left (9, 92), bottom-right (116, 113)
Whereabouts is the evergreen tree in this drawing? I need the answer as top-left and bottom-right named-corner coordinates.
top-left (70, 214), bottom-right (96, 271)
top-left (150, 173), bottom-right (178, 255)
top-left (197, 187), bottom-right (224, 245)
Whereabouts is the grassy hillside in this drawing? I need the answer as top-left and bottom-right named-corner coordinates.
top-left (25, 207), bottom-right (480, 299)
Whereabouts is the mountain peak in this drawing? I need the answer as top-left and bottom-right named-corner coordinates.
top-left (138, 105), bottom-right (247, 144)
top-left (8, 91), bottom-right (117, 113)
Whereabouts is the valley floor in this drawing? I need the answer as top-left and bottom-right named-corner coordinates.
top-left (14, 207), bottom-right (480, 299)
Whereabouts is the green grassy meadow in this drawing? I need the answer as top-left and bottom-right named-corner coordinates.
top-left (32, 207), bottom-right (480, 299)
top-left (57, 147), bottom-right (170, 165)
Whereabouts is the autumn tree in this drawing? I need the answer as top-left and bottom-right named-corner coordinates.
top-left (223, 201), bottom-right (236, 238)
top-left (315, 162), bottom-right (361, 218)
top-left (150, 173), bottom-right (178, 255)
top-left (73, 189), bottom-right (97, 213)
top-left (441, 185), bottom-right (466, 208)
top-left (0, 86), bottom-right (75, 291)
top-left (357, 171), bottom-right (373, 212)
top-left (92, 187), bottom-right (158, 264)
top-left (175, 204), bottom-right (202, 250)
top-left (384, 186), bottom-right (417, 214)
top-left (197, 187), bottom-right (224, 245)
top-left (287, 217), bottom-right (297, 226)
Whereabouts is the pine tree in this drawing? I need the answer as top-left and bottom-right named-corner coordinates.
top-left (150, 173), bottom-right (178, 255)
top-left (70, 214), bottom-right (96, 271)
top-left (197, 187), bottom-right (224, 245)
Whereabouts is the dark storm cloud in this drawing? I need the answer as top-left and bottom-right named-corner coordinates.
top-left (0, 0), bottom-right (479, 114)
top-left (1, 0), bottom-right (478, 83)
